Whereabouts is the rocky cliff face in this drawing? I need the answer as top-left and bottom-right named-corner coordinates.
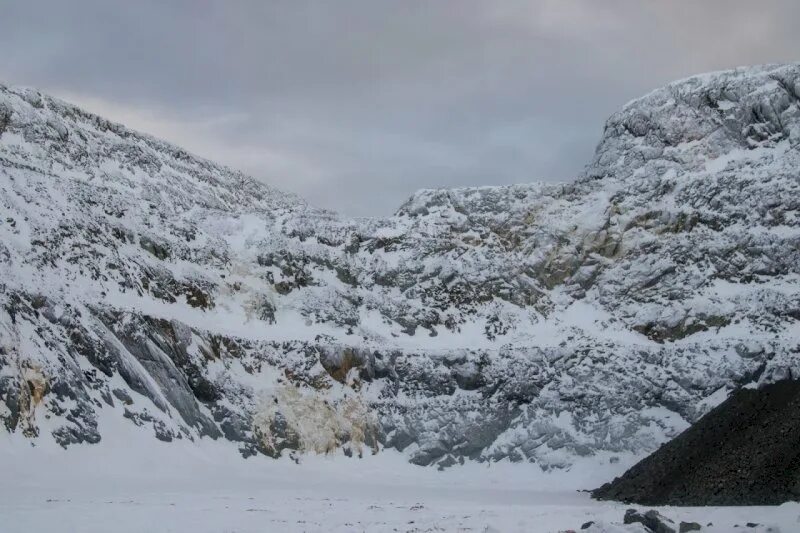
top-left (1, 64), bottom-right (799, 469)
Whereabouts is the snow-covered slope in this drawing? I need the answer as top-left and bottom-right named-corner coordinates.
top-left (1, 64), bottom-right (799, 469)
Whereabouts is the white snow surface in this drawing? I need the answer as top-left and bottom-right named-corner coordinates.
top-left (2, 427), bottom-right (799, 533)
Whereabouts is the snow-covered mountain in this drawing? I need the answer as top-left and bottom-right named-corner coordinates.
top-left (1, 64), bottom-right (798, 469)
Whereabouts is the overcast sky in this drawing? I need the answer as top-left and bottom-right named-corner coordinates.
top-left (2, 1), bottom-right (799, 216)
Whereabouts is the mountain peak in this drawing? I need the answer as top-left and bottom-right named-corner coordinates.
top-left (585, 62), bottom-right (800, 182)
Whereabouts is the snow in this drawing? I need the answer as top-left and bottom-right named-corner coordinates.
top-left (2, 429), bottom-right (799, 532)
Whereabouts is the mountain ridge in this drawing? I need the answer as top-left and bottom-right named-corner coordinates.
top-left (1, 63), bottom-right (799, 469)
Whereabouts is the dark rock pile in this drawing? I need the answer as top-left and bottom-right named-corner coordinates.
top-left (592, 380), bottom-right (800, 505)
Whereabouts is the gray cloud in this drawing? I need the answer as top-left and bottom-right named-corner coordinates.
top-left (2, 1), bottom-right (799, 215)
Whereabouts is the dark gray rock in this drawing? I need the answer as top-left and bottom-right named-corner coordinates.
top-left (112, 388), bottom-right (133, 405)
top-left (624, 509), bottom-right (676, 533)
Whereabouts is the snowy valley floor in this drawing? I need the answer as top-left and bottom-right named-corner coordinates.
top-left (2, 423), bottom-right (799, 533)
